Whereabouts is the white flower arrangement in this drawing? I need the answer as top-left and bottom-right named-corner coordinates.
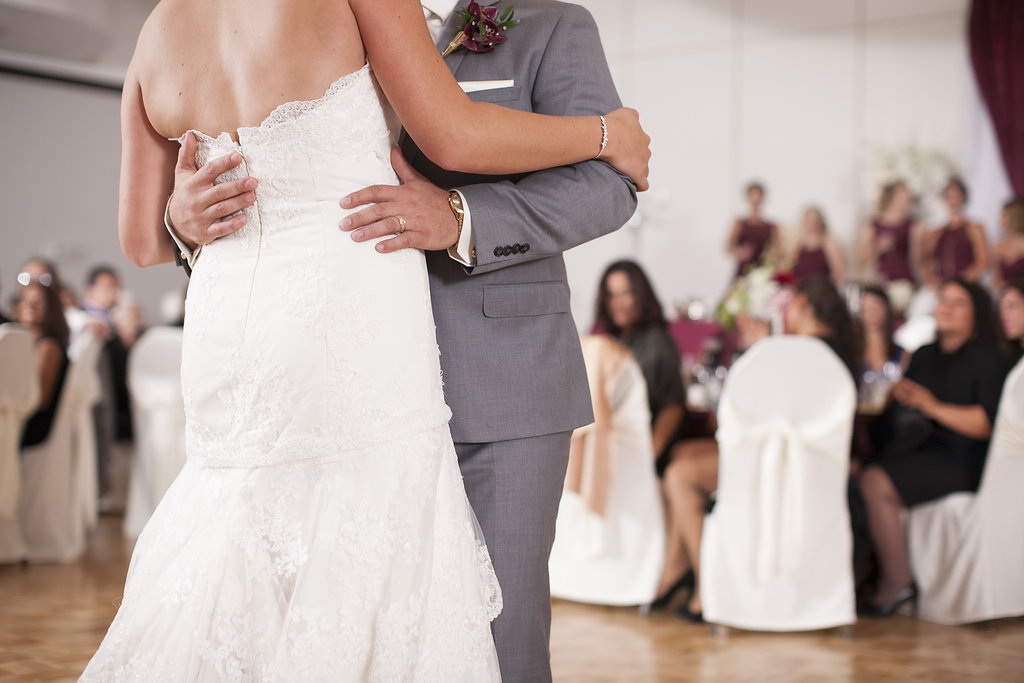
top-left (864, 142), bottom-right (960, 223)
top-left (715, 262), bottom-right (782, 330)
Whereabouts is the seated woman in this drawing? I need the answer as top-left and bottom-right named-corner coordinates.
top-left (16, 277), bottom-right (70, 449)
top-left (656, 276), bottom-right (860, 621)
top-left (992, 198), bottom-right (1024, 289)
top-left (857, 285), bottom-right (905, 412)
top-left (922, 178), bottom-right (990, 285)
top-left (858, 279), bottom-right (1009, 616)
top-left (788, 206), bottom-right (845, 285)
top-left (725, 181), bottom-right (779, 279)
top-left (1000, 277), bottom-right (1024, 366)
top-left (595, 260), bottom-right (686, 465)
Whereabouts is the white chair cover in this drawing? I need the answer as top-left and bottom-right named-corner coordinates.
top-left (702, 336), bottom-right (857, 631)
top-left (70, 333), bottom-right (103, 531)
top-left (123, 326), bottom-right (186, 539)
top-left (18, 335), bottom-right (101, 563)
top-left (0, 324), bottom-right (39, 562)
top-left (549, 335), bottom-right (666, 606)
top-left (908, 358), bottom-right (1024, 625)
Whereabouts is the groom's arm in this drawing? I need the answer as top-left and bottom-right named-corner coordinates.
top-left (456, 4), bottom-right (637, 275)
top-left (342, 5), bottom-right (637, 271)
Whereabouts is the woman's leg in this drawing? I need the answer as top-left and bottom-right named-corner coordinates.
top-left (654, 505), bottom-right (691, 599)
top-left (858, 464), bottom-right (913, 603)
top-left (662, 438), bottom-right (719, 613)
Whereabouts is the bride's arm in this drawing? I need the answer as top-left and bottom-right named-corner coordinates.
top-left (350, 0), bottom-right (649, 190)
top-left (119, 62), bottom-right (179, 267)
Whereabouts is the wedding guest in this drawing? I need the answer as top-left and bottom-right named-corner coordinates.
top-left (83, 265), bottom-right (133, 443)
top-left (725, 181), bottom-right (779, 279)
top-left (858, 180), bottom-right (921, 285)
top-left (658, 276), bottom-right (859, 621)
top-left (858, 279), bottom-right (1008, 617)
top-left (992, 198), bottom-right (1024, 289)
top-left (15, 277), bottom-right (70, 449)
top-left (789, 206), bottom-right (845, 284)
top-left (1001, 278), bottom-right (1024, 366)
top-left (17, 256), bottom-right (102, 351)
top-left (860, 286), bottom-right (902, 373)
top-left (595, 260), bottom-right (685, 463)
top-left (922, 178), bottom-right (989, 284)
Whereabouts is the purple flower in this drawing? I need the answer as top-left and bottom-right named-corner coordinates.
top-left (441, 1), bottom-right (521, 58)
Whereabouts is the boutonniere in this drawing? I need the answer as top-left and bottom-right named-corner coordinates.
top-left (441, 1), bottom-right (521, 58)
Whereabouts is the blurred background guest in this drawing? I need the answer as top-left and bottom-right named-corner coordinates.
top-left (858, 180), bottom-right (920, 286)
top-left (858, 279), bottom-right (1008, 617)
top-left (788, 205), bottom-right (846, 284)
top-left (856, 285), bottom-right (905, 416)
top-left (657, 276), bottom-right (859, 622)
top-left (725, 181), bottom-right (779, 279)
top-left (17, 256), bottom-right (102, 353)
top-left (922, 178), bottom-right (989, 285)
top-left (15, 276), bottom-right (70, 449)
top-left (1000, 278), bottom-right (1024, 366)
top-left (595, 260), bottom-right (686, 465)
top-left (992, 198), bottom-right (1024, 289)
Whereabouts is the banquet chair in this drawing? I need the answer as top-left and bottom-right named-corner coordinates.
top-left (123, 326), bottom-right (186, 539)
top-left (549, 335), bottom-right (666, 606)
top-left (0, 324), bottom-right (40, 563)
top-left (18, 333), bottom-right (103, 563)
top-left (701, 336), bottom-right (857, 632)
top-left (907, 358), bottom-right (1024, 625)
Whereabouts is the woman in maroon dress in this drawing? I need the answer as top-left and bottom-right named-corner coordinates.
top-left (923, 178), bottom-right (989, 284)
top-left (725, 181), bottom-right (779, 279)
top-left (789, 206), bottom-right (845, 284)
top-left (993, 198), bottom-right (1024, 289)
top-left (858, 180), bottom-right (921, 285)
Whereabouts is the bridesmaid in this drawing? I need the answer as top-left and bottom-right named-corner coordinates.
top-left (992, 198), bottom-right (1024, 289)
top-left (858, 180), bottom-right (920, 285)
top-left (922, 178), bottom-right (989, 284)
top-left (789, 206), bottom-right (845, 285)
top-left (725, 181), bottom-right (779, 279)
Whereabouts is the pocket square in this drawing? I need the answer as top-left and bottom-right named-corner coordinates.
top-left (458, 80), bottom-right (515, 93)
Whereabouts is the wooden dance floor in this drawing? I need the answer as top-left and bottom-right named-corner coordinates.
top-left (1, 516), bottom-right (1022, 682)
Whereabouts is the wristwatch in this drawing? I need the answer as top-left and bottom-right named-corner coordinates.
top-left (448, 190), bottom-right (465, 248)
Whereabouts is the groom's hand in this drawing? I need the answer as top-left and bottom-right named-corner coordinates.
top-left (340, 148), bottom-right (458, 254)
top-left (167, 132), bottom-right (258, 249)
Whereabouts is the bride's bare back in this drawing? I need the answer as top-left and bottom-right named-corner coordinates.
top-left (135, 0), bottom-right (366, 139)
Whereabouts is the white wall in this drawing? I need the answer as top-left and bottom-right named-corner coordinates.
top-left (568, 0), bottom-right (971, 328)
top-left (0, 0), bottom-right (973, 330)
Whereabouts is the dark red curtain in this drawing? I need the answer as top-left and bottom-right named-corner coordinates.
top-left (970, 0), bottom-right (1024, 195)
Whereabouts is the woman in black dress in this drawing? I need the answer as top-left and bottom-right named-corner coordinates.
top-left (859, 278), bottom-right (1009, 616)
top-left (16, 277), bottom-right (70, 448)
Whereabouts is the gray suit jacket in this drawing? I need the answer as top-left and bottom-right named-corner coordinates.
top-left (405, 0), bottom-right (638, 444)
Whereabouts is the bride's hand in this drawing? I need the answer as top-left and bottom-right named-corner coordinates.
top-left (600, 108), bottom-right (651, 192)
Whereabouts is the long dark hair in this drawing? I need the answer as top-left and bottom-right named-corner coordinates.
top-left (595, 260), bottom-right (667, 337)
top-left (19, 281), bottom-right (70, 348)
top-left (860, 284), bottom-right (897, 359)
top-left (796, 276), bottom-right (862, 377)
top-left (943, 278), bottom-right (1001, 346)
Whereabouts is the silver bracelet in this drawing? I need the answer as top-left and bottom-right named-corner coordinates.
top-left (595, 115), bottom-right (608, 159)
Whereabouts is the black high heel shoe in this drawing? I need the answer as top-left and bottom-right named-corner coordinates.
top-left (648, 570), bottom-right (695, 611)
top-left (861, 582), bottom-right (918, 618)
top-left (676, 601), bottom-right (704, 624)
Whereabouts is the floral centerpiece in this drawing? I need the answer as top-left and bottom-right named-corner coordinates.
top-left (714, 262), bottom-right (792, 332)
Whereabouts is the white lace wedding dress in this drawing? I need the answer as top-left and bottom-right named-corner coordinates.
top-left (80, 65), bottom-right (502, 682)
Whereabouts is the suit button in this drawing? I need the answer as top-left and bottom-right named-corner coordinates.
top-left (522, 243), bottom-right (530, 253)
top-left (502, 246), bottom-right (513, 256)
top-left (493, 246), bottom-right (503, 257)
top-left (511, 243), bottom-right (522, 254)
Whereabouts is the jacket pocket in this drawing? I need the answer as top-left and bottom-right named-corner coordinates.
top-left (483, 281), bottom-right (571, 318)
top-left (468, 85), bottom-right (523, 103)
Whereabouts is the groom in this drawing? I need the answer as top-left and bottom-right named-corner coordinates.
top-left (165, 1), bottom-right (638, 680)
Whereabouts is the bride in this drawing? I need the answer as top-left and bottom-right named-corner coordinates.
top-left (81, 0), bottom-right (650, 680)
